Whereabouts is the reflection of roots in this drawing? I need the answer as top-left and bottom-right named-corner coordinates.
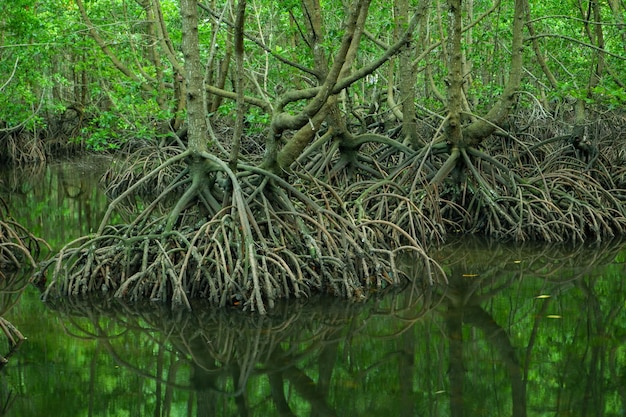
top-left (0, 201), bottom-right (40, 366)
top-left (45, 284), bottom-right (435, 395)
top-left (0, 197), bottom-right (48, 278)
top-left (42, 149), bottom-right (443, 313)
top-left (0, 270), bottom-right (30, 368)
top-left (433, 235), bottom-right (624, 282)
top-left (0, 317), bottom-right (25, 369)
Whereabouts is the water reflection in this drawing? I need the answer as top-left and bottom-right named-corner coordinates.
top-left (0, 156), bottom-right (112, 250)
top-left (0, 271), bottom-right (29, 367)
top-left (430, 238), bottom-right (626, 417)
top-left (2, 238), bottom-right (625, 416)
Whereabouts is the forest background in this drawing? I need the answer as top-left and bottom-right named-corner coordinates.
top-left (2, 0), bottom-right (626, 312)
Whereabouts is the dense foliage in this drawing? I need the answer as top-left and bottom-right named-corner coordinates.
top-left (2, 0), bottom-right (624, 158)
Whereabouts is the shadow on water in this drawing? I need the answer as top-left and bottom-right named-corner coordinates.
top-left (2, 158), bottom-right (626, 416)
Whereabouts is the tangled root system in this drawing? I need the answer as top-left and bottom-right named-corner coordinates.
top-left (41, 148), bottom-right (444, 313)
top-left (40, 112), bottom-right (626, 312)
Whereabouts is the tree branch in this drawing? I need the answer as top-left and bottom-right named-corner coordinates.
top-left (75, 0), bottom-right (154, 92)
top-left (525, 34), bottom-right (626, 61)
top-left (197, 1), bottom-right (320, 78)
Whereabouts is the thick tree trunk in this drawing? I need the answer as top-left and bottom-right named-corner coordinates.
top-left (180, 0), bottom-right (208, 155)
top-left (431, 0), bottom-right (526, 185)
top-left (394, 0), bottom-right (419, 146)
top-left (263, 0), bottom-right (368, 173)
top-left (445, 0), bottom-right (465, 146)
top-left (462, 0), bottom-right (526, 145)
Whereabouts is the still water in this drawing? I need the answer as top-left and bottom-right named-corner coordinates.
top-left (1, 158), bottom-right (626, 416)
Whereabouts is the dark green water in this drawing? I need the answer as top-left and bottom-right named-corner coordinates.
top-left (2, 159), bottom-right (626, 416)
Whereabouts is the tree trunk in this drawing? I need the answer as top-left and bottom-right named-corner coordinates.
top-left (462, 0), bottom-right (526, 145)
top-left (394, 0), bottom-right (419, 146)
top-left (264, 0), bottom-right (367, 173)
top-left (229, 0), bottom-right (247, 171)
top-left (180, 0), bottom-right (209, 155)
top-left (445, 0), bottom-right (465, 147)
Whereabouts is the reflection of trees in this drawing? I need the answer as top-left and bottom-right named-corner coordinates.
top-left (427, 237), bottom-right (626, 417)
top-left (1, 157), bottom-right (111, 253)
top-left (549, 262), bottom-right (626, 415)
top-left (0, 273), bottom-right (32, 364)
top-left (0, 271), bottom-right (31, 416)
top-left (0, 163), bottom-right (45, 195)
top-left (47, 294), bottom-right (423, 417)
top-left (39, 239), bottom-right (626, 416)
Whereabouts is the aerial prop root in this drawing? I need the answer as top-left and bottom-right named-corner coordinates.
top-left (295, 170), bottom-right (446, 287)
top-left (358, 219), bottom-right (447, 286)
top-left (346, 179), bottom-right (445, 245)
top-left (297, 132), bottom-right (417, 185)
top-left (436, 145), bottom-right (626, 241)
top-left (43, 150), bottom-right (445, 312)
top-left (101, 144), bottom-right (186, 199)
